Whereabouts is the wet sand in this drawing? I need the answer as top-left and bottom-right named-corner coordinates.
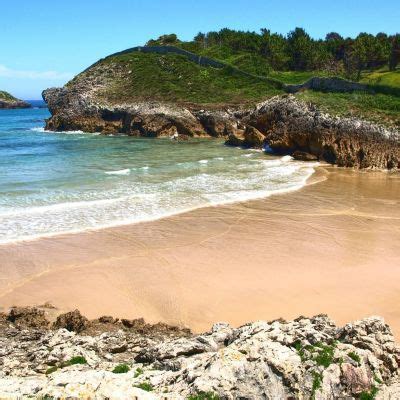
top-left (1, 167), bottom-right (400, 336)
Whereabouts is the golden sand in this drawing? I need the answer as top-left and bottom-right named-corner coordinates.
top-left (1, 167), bottom-right (399, 336)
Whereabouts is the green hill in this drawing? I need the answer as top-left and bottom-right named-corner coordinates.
top-left (0, 90), bottom-right (18, 102)
top-left (68, 51), bottom-right (283, 107)
top-left (64, 45), bottom-right (400, 128)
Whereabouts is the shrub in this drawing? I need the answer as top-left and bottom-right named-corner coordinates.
top-left (45, 366), bottom-right (58, 375)
top-left (135, 382), bottom-right (153, 392)
top-left (112, 363), bottom-right (130, 374)
top-left (67, 356), bottom-right (87, 365)
top-left (359, 386), bottom-right (379, 400)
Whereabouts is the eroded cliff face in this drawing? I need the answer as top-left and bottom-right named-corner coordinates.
top-left (0, 307), bottom-right (399, 399)
top-left (43, 86), bottom-right (400, 170)
top-left (43, 87), bottom-right (239, 137)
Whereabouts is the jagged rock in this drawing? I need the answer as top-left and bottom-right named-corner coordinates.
top-left (225, 131), bottom-right (244, 146)
top-left (246, 95), bottom-right (400, 169)
top-left (7, 307), bottom-right (49, 329)
top-left (243, 125), bottom-right (265, 148)
top-left (292, 150), bottom-right (319, 161)
top-left (1, 311), bottom-right (399, 399)
top-left (53, 310), bottom-right (88, 333)
top-left (43, 80), bottom-right (400, 169)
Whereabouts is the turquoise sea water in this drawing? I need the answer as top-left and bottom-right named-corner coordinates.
top-left (0, 106), bottom-right (317, 244)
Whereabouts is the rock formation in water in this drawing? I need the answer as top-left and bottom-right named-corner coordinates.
top-left (0, 91), bottom-right (31, 109)
top-left (1, 306), bottom-right (399, 399)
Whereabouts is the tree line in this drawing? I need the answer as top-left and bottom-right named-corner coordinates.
top-left (147, 28), bottom-right (400, 80)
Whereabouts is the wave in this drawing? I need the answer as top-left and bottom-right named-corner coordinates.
top-left (30, 127), bottom-right (100, 135)
top-left (0, 148), bottom-right (318, 245)
top-left (105, 169), bottom-right (131, 175)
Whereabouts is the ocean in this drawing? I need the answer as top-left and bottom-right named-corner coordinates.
top-left (0, 105), bottom-right (316, 244)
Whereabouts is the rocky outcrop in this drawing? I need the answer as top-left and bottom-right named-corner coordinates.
top-left (0, 91), bottom-right (31, 109)
top-left (43, 82), bottom-right (400, 169)
top-left (241, 95), bottom-right (400, 169)
top-left (0, 307), bottom-right (399, 399)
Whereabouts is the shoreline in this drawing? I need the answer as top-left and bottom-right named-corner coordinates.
top-left (1, 167), bottom-right (399, 337)
top-left (0, 156), bottom-right (319, 247)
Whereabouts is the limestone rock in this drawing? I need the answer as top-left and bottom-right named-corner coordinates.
top-left (2, 309), bottom-right (399, 399)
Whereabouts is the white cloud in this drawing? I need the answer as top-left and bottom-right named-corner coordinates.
top-left (0, 65), bottom-right (72, 80)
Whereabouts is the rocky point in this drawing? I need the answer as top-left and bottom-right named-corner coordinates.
top-left (0, 306), bottom-right (399, 399)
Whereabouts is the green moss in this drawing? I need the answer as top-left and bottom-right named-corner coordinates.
top-left (348, 351), bottom-right (361, 364)
top-left (359, 386), bottom-right (379, 400)
top-left (45, 366), bottom-right (58, 375)
top-left (134, 367), bottom-right (144, 378)
top-left (314, 343), bottom-right (336, 368)
top-left (112, 363), bottom-right (130, 374)
top-left (187, 392), bottom-right (221, 400)
top-left (65, 356), bottom-right (87, 366)
top-left (135, 382), bottom-right (153, 392)
top-left (311, 371), bottom-right (323, 399)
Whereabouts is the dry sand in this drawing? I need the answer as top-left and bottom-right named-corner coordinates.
top-left (1, 167), bottom-right (399, 336)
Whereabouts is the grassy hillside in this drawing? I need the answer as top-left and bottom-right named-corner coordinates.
top-left (66, 45), bottom-right (400, 128)
top-left (71, 52), bottom-right (283, 106)
top-left (0, 91), bottom-right (17, 102)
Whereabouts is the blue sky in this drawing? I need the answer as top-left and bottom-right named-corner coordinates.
top-left (1, 0), bottom-right (399, 99)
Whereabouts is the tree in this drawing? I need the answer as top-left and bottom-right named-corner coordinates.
top-left (286, 28), bottom-right (314, 70)
top-left (389, 34), bottom-right (400, 71)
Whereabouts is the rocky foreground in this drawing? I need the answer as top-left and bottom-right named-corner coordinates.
top-left (43, 85), bottom-right (400, 170)
top-left (1, 307), bottom-right (399, 399)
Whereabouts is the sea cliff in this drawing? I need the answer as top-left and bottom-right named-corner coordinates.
top-left (1, 307), bottom-right (399, 399)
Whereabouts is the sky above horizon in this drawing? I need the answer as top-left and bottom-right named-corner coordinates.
top-left (1, 0), bottom-right (399, 99)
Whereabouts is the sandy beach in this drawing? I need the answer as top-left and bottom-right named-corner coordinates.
top-left (1, 167), bottom-right (399, 337)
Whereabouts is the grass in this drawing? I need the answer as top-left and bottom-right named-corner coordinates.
top-left (348, 351), bottom-right (361, 364)
top-left (269, 70), bottom-right (328, 84)
top-left (135, 382), bottom-right (153, 392)
top-left (187, 392), bottom-right (221, 400)
top-left (71, 52), bottom-right (283, 106)
top-left (67, 47), bottom-right (400, 127)
top-left (313, 343), bottom-right (336, 368)
top-left (296, 90), bottom-right (400, 128)
top-left (0, 90), bottom-right (17, 101)
top-left (45, 366), bottom-right (58, 375)
top-left (134, 367), bottom-right (143, 378)
top-left (359, 386), bottom-right (379, 400)
top-left (67, 356), bottom-right (87, 366)
top-left (361, 68), bottom-right (400, 89)
top-left (112, 363), bottom-right (130, 374)
top-left (294, 341), bottom-right (336, 368)
top-left (311, 371), bottom-right (323, 399)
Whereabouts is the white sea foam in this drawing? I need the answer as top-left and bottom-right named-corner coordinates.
top-left (30, 126), bottom-right (99, 135)
top-left (0, 140), bottom-right (316, 245)
top-left (105, 169), bottom-right (131, 175)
